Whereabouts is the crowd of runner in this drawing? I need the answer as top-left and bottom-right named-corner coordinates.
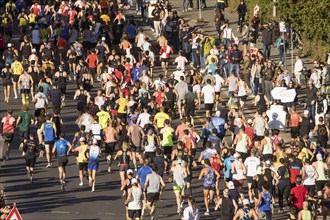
top-left (1, 0), bottom-right (330, 220)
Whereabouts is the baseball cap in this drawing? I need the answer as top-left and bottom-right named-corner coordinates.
top-left (304, 110), bottom-right (309, 115)
top-left (7, 43), bottom-right (12, 47)
top-left (92, 139), bottom-right (98, 144)
top-left (247, 119), bottom-right (253, 124)
top-left (233, 153), bottom-right (240, 159)
top-left (127, 169), bottom-right (133, 175)
top-left (79, 137), bottom-right (86, 142)
top-left (131, 178), bottom-right (138, 184)
top-left (215, 111), bottom-right (221, 117)
top-left (265, 160), bottom-right (271, 166)
top-left (316, 153), bottom-right (323, 161)
top-left (228, 181), bottom-right (235, 189)
top-left (177, 159), bottom-right (182, 164)
top-left (101, 37), bottom-right (106, 41)
top-left (243, 199), bottom-right (250, 206)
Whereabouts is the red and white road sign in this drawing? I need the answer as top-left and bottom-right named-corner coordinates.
top-left (6, 205), bottom-right (22, 220)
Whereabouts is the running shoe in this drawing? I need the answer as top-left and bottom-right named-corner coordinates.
top-left (79, 182), bottom-right (83, 186)
top-left (46, 163), bottom-right (51, 168)
top-left (204, 211), bottom-right (210, 216)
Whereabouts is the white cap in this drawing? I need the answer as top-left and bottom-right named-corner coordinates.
top-left (233, 153), bottom-right (240, 159)
top-left (247, 119), bottom-right (253, 124)
top-left (304, 110), bottom-right (309, 115)
top-left (101, 37), bottom-right (106, 41)
top-left (61, 1), bottom-right (65, 5)
top-left (265, 160), bottom-right (271, 166)
top-left (131, 178), bottom-right (138, 184)
top-left (228, 181), bottom-right (235, 189)
top-left (215, 110), bottom-right (221, 117)
top-left (7, 43), bottom-right (12, 47)
top-left (177, 159), bottom-right (182, 164)
top-left (32, 48), bottom-right (36, 53)
top-left (243, 199), bottom-right (250, 206)
top-left (92, 139), bottom-right (98, 144)
top-left (127, 169), bottom-right (133, 175)
top-left (316, 153), bottom-right (323, 161)
top-left (79, 137), bottom-right (86, 142)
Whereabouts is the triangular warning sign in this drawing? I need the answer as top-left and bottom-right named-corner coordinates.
top-left (6, 205), bottom-right (22, 220)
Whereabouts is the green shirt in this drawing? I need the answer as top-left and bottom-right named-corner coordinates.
top-left (18, 111), bottom-right (33, 132)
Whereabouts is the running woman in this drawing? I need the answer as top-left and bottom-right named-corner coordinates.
top-left (52, 133), bottom-right (72, 191)
top-left (86, 139), bottom-right (101, 192)
top-left (72, 137), bottom-right (89, 186)
top-left (114, 141), bottom-right (132, 187)
top-left (198, 158), bottom-right (220, 216)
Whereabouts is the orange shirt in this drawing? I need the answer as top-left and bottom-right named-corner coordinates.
top-left (86, 54), bottom-right (98, 68)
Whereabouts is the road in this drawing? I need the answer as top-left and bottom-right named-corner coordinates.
top-left (0, 2), bottom-right (316, 220)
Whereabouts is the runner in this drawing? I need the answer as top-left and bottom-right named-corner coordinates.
top-left (22, 133), bottom-right (38, 183)
top-left (125, 178), bottom-right (143, 220)
top-left (114, 141), bottom-right (132, 187)
top-left (198, 158), bottom-right (220, 216)
top-left (72, 137), bottom-right (89, 186)
top-left (1, 109), bottom-right (15, 160)
top-left (52, 133), bottom-right (72, 191)
top-left (39, 114), bottom-right (56, 168)
top-left (144, 164), bottom-right (166, 219)
top-left (86, 139), bottom-right (101, 192)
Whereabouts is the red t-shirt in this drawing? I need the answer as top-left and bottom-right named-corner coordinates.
top-left (86, 54), bottom-right (98, 68)
top-left (114, 70), bottom-right (123, 82)
top-left (245, 126), bottom-right (254, 150)
top-left (290, 185), bottom-right (308, 210)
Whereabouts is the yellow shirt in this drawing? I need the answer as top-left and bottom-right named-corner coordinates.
top-left (78, 144), bottom-right (88, 163)
top-left (100, 14), bottom-right (110, 25)
top-left (118, 98), bottom-right (127, 114)
top-left (154, 112), bottom-right (170, 128)
top-left (97, 110), bottom-right (110, 129)
top-left (12, 61), bottom-right (23, 75)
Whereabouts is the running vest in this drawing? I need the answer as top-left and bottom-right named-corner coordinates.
top-left (2, 115), bottom-right (14, 133)
top-left (290, 112), bottom-right (300, 127)
top-left (161, 127), bottom-right (173, 147)
top-left (241, 208), bottom-right (252, 220)
top-left (43, 121), bottom-right (55, 142)
top-left (263, 137), bottom-right (273, 155)
top-left (203, 167), bottom-right (215, 187)
top-left (236, 133), bottom-right (248, 153)
top-left (119, 150), bottom-right (129, 164)
top-left (20, 73), bottom-right (30, 89)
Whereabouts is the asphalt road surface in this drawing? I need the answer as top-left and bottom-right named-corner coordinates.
top-left (0, 4), bottom-right (314, 220)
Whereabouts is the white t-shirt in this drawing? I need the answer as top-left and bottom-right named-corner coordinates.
top-left (174, 70), bottom-right (185, 82)
top-left (175, 56), bottom-right (188, 71)
top-left (153, 79), bottom-right (165, 90)
top-left (201, 85), bottom-right (215, 104)
top-left (137, 112), bottom-right (151, 128)
top-left (183, 206), bottom-right (200, 220)
top-left (34, 92), bottom-right (48, 109)
top-left (214, 75), bottom-right (225, 92)
top-left (91, 123), bottom-right (102, 140)
top-left (244, 156), bottom-right (260, 177)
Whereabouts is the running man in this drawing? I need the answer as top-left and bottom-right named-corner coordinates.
top-left (23, 133), bottom-right (38, 183)
top-left (52, 133), bottom-right (72, 191)
top-left (86, 139), bottom-right (101, 192)
top-left (39, 114), bottom-right (57, 168)
top-left (144, 164), bottom-right (166, 220)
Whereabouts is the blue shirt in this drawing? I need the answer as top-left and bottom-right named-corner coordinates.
top-left (224, 156), bottom-right (235, 179)
top-left (259, 191), bottom-right (272, 212)
top-left (137, 165), bottom-right (152, 189)
top-left (54, 139), bottom-right (69, 157)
